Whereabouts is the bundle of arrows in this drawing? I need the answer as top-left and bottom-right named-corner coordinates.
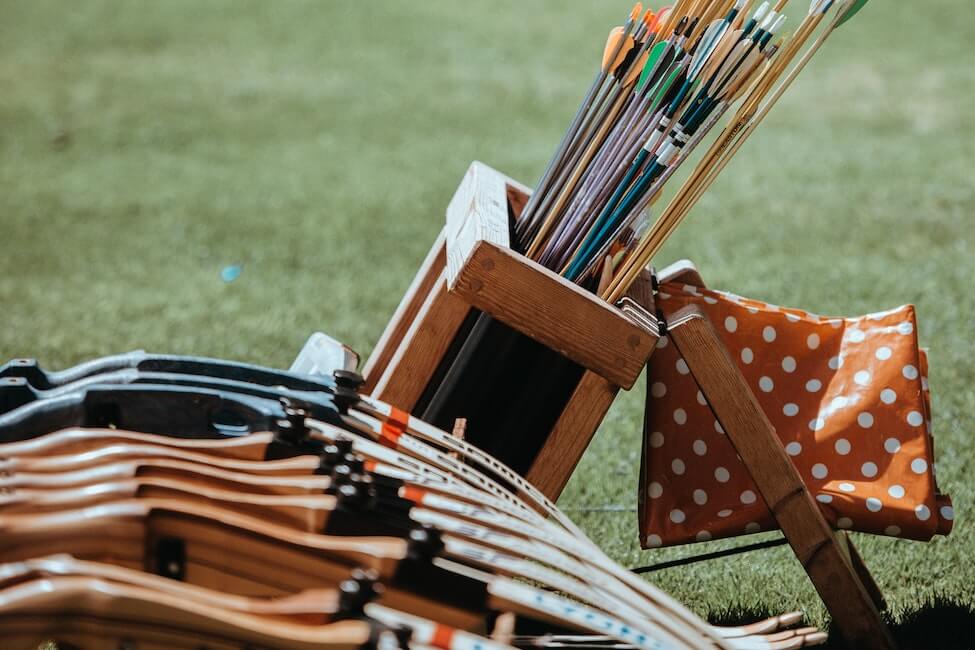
top-left (0, 351), bottom-right (828, 649)
top-left (515, 0), bottom-right (868, 303)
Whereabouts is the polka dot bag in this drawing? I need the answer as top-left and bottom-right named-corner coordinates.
top-left (638, 281), bottom-right (954, 548)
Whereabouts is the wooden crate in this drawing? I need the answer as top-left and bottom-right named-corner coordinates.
top-left (364, 161), bottom-right (659, 499)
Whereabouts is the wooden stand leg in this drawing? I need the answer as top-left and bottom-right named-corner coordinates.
top-left (525, 371), bottom-right (620, 500)
top-left (666, 305), bottom-right (896, 650)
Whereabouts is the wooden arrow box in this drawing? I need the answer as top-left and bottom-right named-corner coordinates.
top-left (363, 161), bottom-right (659, 499)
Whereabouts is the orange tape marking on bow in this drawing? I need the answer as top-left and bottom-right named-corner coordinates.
top-left (380, 406), bottom-right (410, 449)
top-left (430, 624), bottom-right (456, 649)
top-left (400, 485), bottom-right (427, 505)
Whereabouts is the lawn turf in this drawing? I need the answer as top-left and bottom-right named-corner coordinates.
top-left (1, 1), bottom-right (973, 646)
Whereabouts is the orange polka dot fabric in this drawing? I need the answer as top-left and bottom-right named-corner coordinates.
top-left (638, 281), bottom-right (954, 548)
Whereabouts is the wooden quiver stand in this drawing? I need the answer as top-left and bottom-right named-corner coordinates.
top-left (364, 162), bottom-right (660, 499)
top-left (363, 161), bottom-right (895, 648)
top-left (654, 261), bottom-right (896, 650)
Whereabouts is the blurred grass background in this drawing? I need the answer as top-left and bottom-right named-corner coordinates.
top-left (1, 1), bottom-right (972, 645)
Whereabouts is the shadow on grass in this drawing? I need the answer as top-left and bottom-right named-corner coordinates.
top-left (709, 597), bottom-right (975, 650)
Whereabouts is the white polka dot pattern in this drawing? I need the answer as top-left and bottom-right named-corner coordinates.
top-left (640, 282), bottom-right (951, 549)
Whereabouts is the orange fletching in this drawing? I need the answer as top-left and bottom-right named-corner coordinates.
top-left (630, 2), bottom-right (644, 22)
top-left (602, 27), bottom-right (634, 73)
top-left (646, 10), bottom-right (660, 32)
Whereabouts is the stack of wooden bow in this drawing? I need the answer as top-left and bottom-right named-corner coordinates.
top-left (0, 352), bottom-right (825, 649)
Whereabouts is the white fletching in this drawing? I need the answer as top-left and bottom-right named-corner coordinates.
top-left (769, 14), bottom-right (788, 36)
top-left (752, 2), bottom-right (771, 22)
top-left (689, 19), bottom-right (727, 80)
top-left (759, 10), bottom-right (778, 31)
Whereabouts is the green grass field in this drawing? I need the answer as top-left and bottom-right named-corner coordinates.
top-left (2, 1), bottom-right (973, 646)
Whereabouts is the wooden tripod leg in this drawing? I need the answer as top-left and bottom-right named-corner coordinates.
top-left (666, 305), bottom-right (897, 650)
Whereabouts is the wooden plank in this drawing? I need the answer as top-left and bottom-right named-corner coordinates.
top-left (371, 272), bottom-right (471, 411)
top-left (445, 162), bottom-right (517, 286)
top-left (665, 305), bottom-right (896, 650)
top-left (363, 229), bottom-right (447, 391)
top-left (525, 371), bottom-right (620, 500)
top-left (451, 241), bottom-right (656, 389)
top-left (367, 161), bottom-right (522, 392)
top-left (657, 259), bottom-right (707, 288)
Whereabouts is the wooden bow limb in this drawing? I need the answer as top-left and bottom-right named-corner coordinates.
top-left (0, 560), bottom-right (513, 650)
top-left (0, 430), bottom-right (697, 650)
top-left (343, 403), bottom-right (729, 650)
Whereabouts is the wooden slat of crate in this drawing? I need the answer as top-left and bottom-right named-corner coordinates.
top-left (363, 229), bottom-right (446, 391)
top-left (371, 271), bottom-right (471, 411)
top-left (444, 162), bottom-right (656, 389)
top-left (449, 240), bottom-right (655, 389)
top-left (526, 370), bottom-right (620, 498)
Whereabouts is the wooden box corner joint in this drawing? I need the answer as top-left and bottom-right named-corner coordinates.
top-left (444, 161), bottom-right (658, 391)
top-left (365, 161), bottom-right (659, 500)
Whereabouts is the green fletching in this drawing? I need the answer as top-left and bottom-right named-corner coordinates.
top-left (637, 41), bottom-right (669, 92)
top-left (837, 0), bottom-right (870, 27)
